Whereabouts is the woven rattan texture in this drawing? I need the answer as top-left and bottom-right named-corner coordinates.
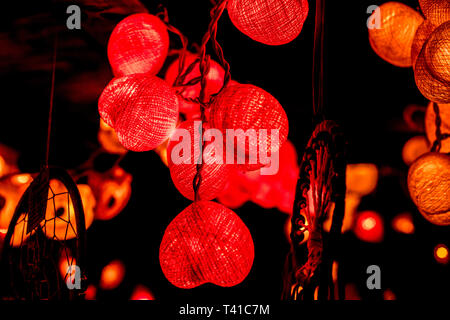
top-left (159, 200), bottom-right (254, 288)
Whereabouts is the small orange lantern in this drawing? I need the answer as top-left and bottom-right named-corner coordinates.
top-left (98, 119), bottom-right (127, 155)
top-left (345, 163), bottom-right (378, 196)
top-left (99, 259), bottom-right (126, 290)
top-left (87, 166), bottom-right (132, 221)
top-left (408, 152), bottom-right (450, 226)
top-left (43, 180), bottom-right (96, 240)
top-left (368, 2), bottom-right (423, 67)
top-left (425, 102), bottom-right (450, 152)
top-left (402, 136), bottom-right (430, 166)
top-left (0, 174), bottom-right (31, 247)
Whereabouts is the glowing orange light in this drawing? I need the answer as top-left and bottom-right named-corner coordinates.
top-left (434, 244), bottom-right (449, 264)
top-left (11, 174), bottom-right (32, 186)
top-left (383, 288), bottom-right (396, 300)
top-left (100, 260), bottom-right (126, 290)
top-left (85, 284), bottom-right (97, 300)
top-left (353, 211), bottom-right (384, 243)
top-left (392, 212), bottom-right (415, 234)
top-left (58, 249), bottom-right (77, 281)
top-left (402, 136), bottom-right (430, 166)
top-left (346, 164), bottom-right (378, 196)
top-left (130, 285), bottom-right (155, 300)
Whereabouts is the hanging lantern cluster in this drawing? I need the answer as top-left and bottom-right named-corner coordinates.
top-left (369, 2), bottom-right (450, 228)
top-left (98, 0), bottom-right (306, 290)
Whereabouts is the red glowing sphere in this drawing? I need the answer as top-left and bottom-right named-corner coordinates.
top-left (167, 120), bottom-right (232, 201)
top-left (353, 211), bottom-right (384, 243)
top-left (210, 83), bottom-right (289, 167)
top-left (165, 53), bottom-right (225, 115)
top-left (159, 201), bottom-right (254, 288)
top-left (98, 74), bottom-right (178, 151)
top-left (107, 13), bottom-right (169, 77)
top-left (227, 0), bottom-right (309, 45)
top-left (216, 168), bottom-right (251, 209)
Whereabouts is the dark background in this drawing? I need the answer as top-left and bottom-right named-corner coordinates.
top-left (0, 0), bottom-right (448, 300)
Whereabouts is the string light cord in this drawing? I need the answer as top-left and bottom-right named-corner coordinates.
top-left (431, 102), bottom-right (450, 153)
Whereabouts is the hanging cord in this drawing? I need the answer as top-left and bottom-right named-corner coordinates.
top-left (45, 33), bottom-right (58, 169)
top-left (312, 0), bottom-right (325, 122)
top-left (168, 0), bottom-right (231, 108)
top-left (431, 102), bottom-right (450, 153)
top-left (185, 0), bottom-right (230, 201)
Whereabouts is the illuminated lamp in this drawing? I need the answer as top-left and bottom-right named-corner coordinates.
top-left (323, 193), bottom-right (361, 233)
top-left (98, 119), bottom-right (127, 155)
top-left (391, 212), bottom-right (415, 234)
top-left (0, 144), bottom-right (19, 178)
top-left (87, 166), bottom-right (132, 221)
top-left (345, 163), bottom-right (378, 196)
top-left (434, 244), bottom-right (449, 264)
top-left (85, 284), bottom-right (97, 300)
top-left (216, 171), bottom-right (250, 209)
top-left (227, 0), bottom-right (309, 46)
top-left (0, 176), bottom-right (29, 231)
top-left (419, 0), bottom-right (450, 26)
top-left (98, 74), bottom-right (179, 151)
top-left (408, 152), bottom-right (450, 226)
top-left (402, 136), bottom-right (430, 166)
top-left (368, 2), bottom-right (423, 67)
top-left (43, 180), bottom-right (96, 240)
top-left (130, 285), bottom-right (155, 300)
top-left (165, 53), bottom-right (225, 115)
top-left (100, 260), bottom-right (126, 290)
top-left (167, 120), bottom-right (232, 201)
top-left (210, 83), bottom-right (289, 168)
top-left (414, 22), bottom-right (450, 104)
top-left (425, 102), bottom-right (450, 153)
top-left (107, 13), bottom-right (169, 77)
top-left (411, 20), bottom-right (437, 68)
top-left (353, 210), bottom-right (384, 243)
top-left (58, 248), bottom-right (76, 281)
top-left (159, 201), bottom-right (254, 288)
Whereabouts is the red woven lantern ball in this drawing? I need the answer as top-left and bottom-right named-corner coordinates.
top-left (168, 120), bottom-right (232, 201)
top-left (108, 13), bottom-right (169, 77)
top-left (98, 74), bottom-right (178, 151)
top-left (159, 201), bottom-right (254, 288)
top-left (210, 83), bottom-right (289, 167)
top-left (227, 0), bottom-right (309, 45)
top-left (353, 211), bottom-right (384, 243)
top-left (165, 53), bottom-right (225, 115)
